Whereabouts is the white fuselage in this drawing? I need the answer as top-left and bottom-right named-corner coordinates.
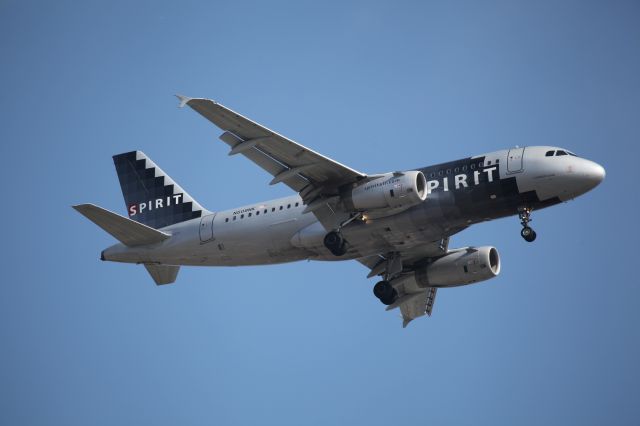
top-left (102, 146), bottom-right (605, 267)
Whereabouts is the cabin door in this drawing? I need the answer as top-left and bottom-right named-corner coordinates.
top-left (507, 147), bottom-right (525, 174)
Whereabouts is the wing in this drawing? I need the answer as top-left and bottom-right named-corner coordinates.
top-left (177, 95), bottom-right (366, 227)
top-left (357, 237), bottom-right (449, 327)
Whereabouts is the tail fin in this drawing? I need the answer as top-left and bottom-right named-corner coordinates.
top-left (113, 151), bottom-right (205, 229)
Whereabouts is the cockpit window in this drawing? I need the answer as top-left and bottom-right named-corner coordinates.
top-left (545, 150), bottom-right (555, 157)
top-left (567, 151), bottom-right (577, 157)
top-left (556, 150), bottom-right (567, 156)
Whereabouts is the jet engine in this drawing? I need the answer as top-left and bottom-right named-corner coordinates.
top-left (347, 171), bottom-right (427, 212)
top-left (413, 246), bottom-right (501, 288)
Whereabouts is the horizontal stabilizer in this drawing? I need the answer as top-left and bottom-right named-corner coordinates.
top-left (73, 203), bottom-right (170, 247)
top-left (144, 264), bottom-right (180, 285)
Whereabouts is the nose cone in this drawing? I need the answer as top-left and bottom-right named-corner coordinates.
top-left (582, 160), bottom-right (606, 190)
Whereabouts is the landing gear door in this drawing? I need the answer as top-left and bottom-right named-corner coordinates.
top-left (199, 213), bottom-right (216, 243)
top-left (507, 147), bottom-right (525, 174)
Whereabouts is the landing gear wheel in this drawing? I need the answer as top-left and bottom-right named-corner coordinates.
top-left (324, 231), bottom-right (347, 256)
top-left (373, 281), bottom-right (398, 305)
top-left (521, 226), bottom-right (537, 242)
top-left (518, 207), bottom-right (537, 242)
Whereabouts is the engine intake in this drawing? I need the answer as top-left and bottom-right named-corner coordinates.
top-left (414, 246), bottom-right (501, 288)
top-left (349, 171), bottom-right (427, 212)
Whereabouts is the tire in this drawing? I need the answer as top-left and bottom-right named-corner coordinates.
top-left (373, 281), bottom-right (392, 299)
top-left (331, 243), bottom-right (347, 256)
top-left (324, 231), bottom-right (342, 248)
top-left (374, 281), bottom-right (398, 305)
top-left (324, 231), bottom-right (347, 256)
top-left (521, 227), bottom-right (537, 242)
top-left (380, 289), bottom-right (399, 306)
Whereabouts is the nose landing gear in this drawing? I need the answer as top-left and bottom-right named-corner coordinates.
top-left (519, 207), bottom-right (537, 242)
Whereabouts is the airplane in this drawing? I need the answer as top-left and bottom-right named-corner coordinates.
top-left (73, 95), bottom-right (606, 327)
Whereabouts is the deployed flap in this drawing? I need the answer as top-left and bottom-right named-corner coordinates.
top-left (357, 240), bottom-right (447, 327)
top-left (144, 264), bottom-right (180, 285)
top-left (388, 287), bottom-right (438, 328)
top-left (73, 203), bottom-right (170, 247)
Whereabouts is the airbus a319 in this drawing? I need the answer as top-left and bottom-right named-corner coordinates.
top-left (74, 96), bottom-right (605, 326)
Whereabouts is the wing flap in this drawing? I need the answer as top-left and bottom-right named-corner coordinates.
top-left (218, 130), bottom-right (311, 192)
top-left (398, 288), bottom-right (438, 328)
top-left (357, 240), bottom-right (447, 327)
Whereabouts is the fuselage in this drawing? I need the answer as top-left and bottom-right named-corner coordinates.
top-left (102, 146), bottom-right (605, 266)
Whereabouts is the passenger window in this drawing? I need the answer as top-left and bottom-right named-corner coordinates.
top-left (241, 214), bottom-right (244, 219)
top-left (272, 207), bottom-right (275, 212)
top-left (545, 150), bottom-right (554, 157)
top-left (462, 165), bottom-right (467, 171)
top-left (256, 211), bottom-right (259, 216)
top-left (470, 164), bottom-right (475, 170)
top-left (487, 161), bottom-right (492, 166)
top-left (225, 218), bottom-right (229, 223)
top-left (233, 216), bottom-right (236, 221)
top-left (430, 172), bottom-right (435, 178)
top-left (454, 167), bottom-right (459, 172)
top-left (438, 170), bottom-right (443, 176)
top-left (287, 204), bottom-right (291, 209)
top-left (556, 150), bottom-right (567, 156)
top-left (264, 209), bottom-right (267, 214)
top-left (495, 159), bottom-right (499, 164)
top-left (295, 202), bottom-right (299, 207)
top-left (248, 213), bottom-right (252, 217)
top-left (279, 206), bottom-right (283, 210)
top-left (446, 169), bottom-right (451, 174)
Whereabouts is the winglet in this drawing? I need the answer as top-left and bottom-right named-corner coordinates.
top-left (175, 94), bottom-right (193, 108)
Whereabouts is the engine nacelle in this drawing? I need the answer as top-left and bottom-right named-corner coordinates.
top-left (348, 171), bottom-right (427, 212)
top-left (414, 246), bottom-right (501, 288)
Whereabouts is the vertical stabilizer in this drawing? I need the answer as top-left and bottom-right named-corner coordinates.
top-left (113, 151), bottom-right (206, 229)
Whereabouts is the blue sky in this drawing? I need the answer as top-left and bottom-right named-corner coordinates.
top-left (1, 1), bottom-right (639, 424)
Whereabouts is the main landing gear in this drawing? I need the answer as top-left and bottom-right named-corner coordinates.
top-left (323, 231), bottom-right (347, 256)
top-left (373, 280), bottom-right (398, 306)
top-left (323, 213), bottom-right (364, 257)
top-left (519, 207), bottom-right (537, 242)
